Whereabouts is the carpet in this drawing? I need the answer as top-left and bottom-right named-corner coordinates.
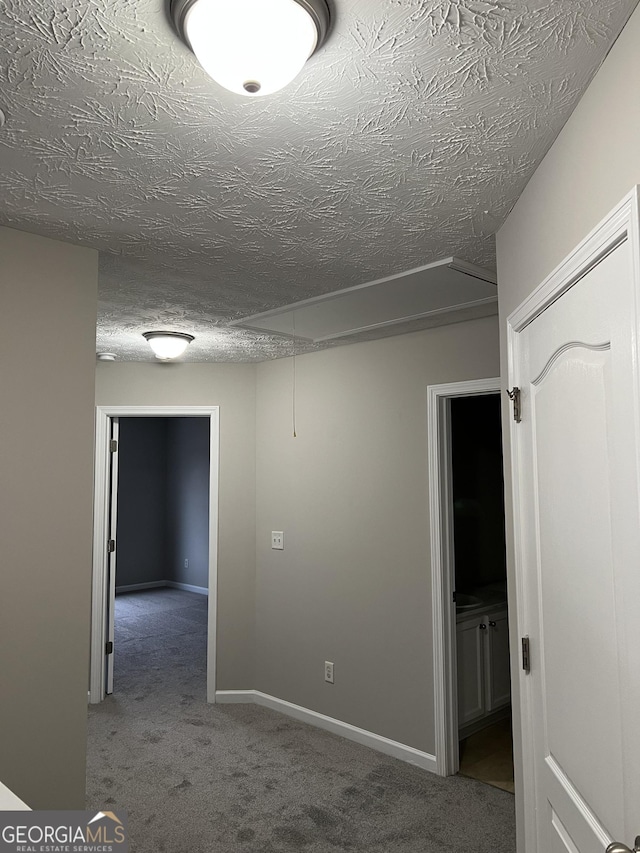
top-left (86, 589), bottom-right (516, 852)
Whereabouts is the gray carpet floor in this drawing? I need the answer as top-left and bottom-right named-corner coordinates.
top-left (86, 589), bottom-right (516, 852)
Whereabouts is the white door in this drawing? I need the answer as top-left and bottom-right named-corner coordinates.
top-left (106, 416), bottom-right (119, 694)
top-left (509, 192), bottom-right (640, 853)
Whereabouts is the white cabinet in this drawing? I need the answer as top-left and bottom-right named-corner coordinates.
top-left (456, 607), bottom-right (510, 730)
top-left (457, 616), bottom-right (485, 726)
top-left (485, 609), bottom-right (510, 710)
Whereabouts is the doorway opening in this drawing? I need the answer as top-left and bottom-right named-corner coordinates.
top-left (428, 378), bottom-right (513, 791)
top-left (112, 417), bottom-right (210, 697)
top-left (450, 394), bottom-right (512, 792)
top-left (115, 417), bottom-right (210, 596)
top-left (90, 406), bottom-right (219, 705)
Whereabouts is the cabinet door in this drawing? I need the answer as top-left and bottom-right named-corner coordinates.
top-left (485, 609), bottom-right (511, 711)
top-left (456, 618), bottom-right (485, 726)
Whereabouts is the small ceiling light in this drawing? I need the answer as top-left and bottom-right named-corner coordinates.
top-left (169, 0), bottom-right (330, 97)
top-left (97, 352), bottom-right (117, 361)
top-left (143, 331), bottom-right (195, 360)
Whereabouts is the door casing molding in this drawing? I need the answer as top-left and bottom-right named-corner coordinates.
top-left (89, 405), bottom-right (220, 704)
top-left (427, 376), bottom-right (502, 776)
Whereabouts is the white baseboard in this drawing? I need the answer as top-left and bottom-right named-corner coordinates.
top-left (116, 581), bottom-right (166, 593)
top-left (215, 690), bottom-right (437, 773)
top-left (458, 706), bottom-right (511, 741)
top-left (115, 581), bottom-right (208, 596)
top-left (216, 690), bottom-right (255, 704)
top-left (166, 581), bottom-right (208, 596)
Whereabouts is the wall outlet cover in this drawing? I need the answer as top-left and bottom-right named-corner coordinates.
top-left (271, 531), bottom-right (284, 550)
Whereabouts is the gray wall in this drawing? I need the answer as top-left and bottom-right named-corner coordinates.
top-left (116, 418), bottom-right (169, 587)
top-left (495, 6), bottom-right (640, 848)
top-left (0, 227), bottom-right (97, 808)
top-left (96, 319), bottom-right (500, 755)
top-left (254, 316), bottom-right (500, 753)
top-left (96, 363), bottom-right (256, 688)
top-left (166, 417), bottom-right (210, 589)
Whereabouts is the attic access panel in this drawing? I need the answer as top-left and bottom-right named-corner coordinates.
top-left (231, 258), bottom-right (497, 343)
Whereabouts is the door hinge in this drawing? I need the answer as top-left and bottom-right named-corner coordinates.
top-left (522, 636), bottom-right (531, 673)
top-left (507, 387), bottom-right (521, 423)
top-left (107, 539), bottom-right (115, 553)
top-left (110, 439), bottom-right (118, 452)
top-left (105, 641), bottom-right (113, 655)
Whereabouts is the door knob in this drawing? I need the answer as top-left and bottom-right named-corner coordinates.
top-left (479, 624), bottom-right (487, 630)
top-left (489, 620), bottom-right (497, 627)
top-left (606, 836), bottom-right (640, 853)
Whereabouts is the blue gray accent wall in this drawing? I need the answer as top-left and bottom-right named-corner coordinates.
top-left (116, 417), bottom-right (209, 590)
top-left (166, 417), bottom-right (210, 589)
top-left (116, 418), bottom-right (169, 587)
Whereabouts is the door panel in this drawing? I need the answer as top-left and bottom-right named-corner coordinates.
top-left (534, 346), bottom-right (624, 837)
top-left (513, 231), bottom-right (640, 852)
top-left (550, 808), bottom-right (581, 853)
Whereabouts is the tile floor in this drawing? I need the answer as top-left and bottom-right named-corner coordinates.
top-left (458, 717), bottom-right (515, 794)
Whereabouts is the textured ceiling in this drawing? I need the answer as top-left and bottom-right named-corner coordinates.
top-left (0, 0), bottom-right (636, 362)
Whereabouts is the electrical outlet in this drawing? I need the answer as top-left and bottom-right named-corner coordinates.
top-left (271, 531), bottom-right (284, 550)
top-left (184, 558), bottom-right (189, 569)
top-left (324, 661), bottom-right (334, 684)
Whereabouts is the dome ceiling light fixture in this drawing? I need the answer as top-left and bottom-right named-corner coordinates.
top-left (169, 0), bottom-right (331, 97)
top-left (143, 331), bottom-right (195, 360)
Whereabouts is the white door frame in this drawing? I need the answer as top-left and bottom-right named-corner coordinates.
top-left (427, 377), bottom-right (502, 776)
top-left (89, 405), bottom-right (220, 705)
top-left (507, 187), bottom-right (640, 853)
top-left (105, 416), bottom-right (120, 695)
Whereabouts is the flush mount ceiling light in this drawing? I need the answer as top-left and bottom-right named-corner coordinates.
top-left (143, 331), bottom-right (195, 360)
top-left (169, 0), bottom-right (331, 96)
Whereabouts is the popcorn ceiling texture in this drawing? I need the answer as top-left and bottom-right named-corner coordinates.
top-left (0, 0), bottom-right (635, 361)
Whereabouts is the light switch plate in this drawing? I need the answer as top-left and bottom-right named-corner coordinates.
top-left (271, 531), bottom-right (284, 550)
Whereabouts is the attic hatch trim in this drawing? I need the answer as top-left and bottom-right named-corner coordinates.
top-left (230, 257), bottom-right (497, 343)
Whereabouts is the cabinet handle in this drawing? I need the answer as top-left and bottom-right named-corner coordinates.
top-left (489, 621), bottom-right (497, 628)
top-left (479, 623), bottom-right (487, 630)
